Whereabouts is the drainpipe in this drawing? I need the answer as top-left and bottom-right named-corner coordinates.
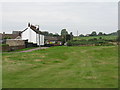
top-left (39, 34), bottom-right (40, 47)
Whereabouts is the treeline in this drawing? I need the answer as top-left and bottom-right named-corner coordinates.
top-left (79, 31), bottom-right (118, 37)
top-left (42, 29), bottom-right (73, 37)
top-left (67, 30), bottom-right (120, 46)
top-left (42, 30), bottom-right (118, 37)
top-left (42, 29), bottom-right (73, 43)
top-left (67, 38), bottom-right (116, 46)
top-left (42, 31), bottom-right (60, 37)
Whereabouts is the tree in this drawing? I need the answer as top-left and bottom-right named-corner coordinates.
top-left (49, 33), bottom-right (53, 36)
top-left (61, 29), bottom-right (68, 36)
top-left (90, 31), bottom-right (97, 36)
top-left (103, 33), bottom-right (107, 35)
top-left (61, 29), bottom-right (68, 43)
top-left (98, 32), bottom-right (103, 36)
top-left (79, 34), bottom-right (84, 37)
top-left (42, 31), bottom-right (49, 36)
top-left (53, 33), bottom-right (59, 37)
top-left (70, 32), bottom-right (73, 40)
top-left (4, 37), bottom-right (11, 39)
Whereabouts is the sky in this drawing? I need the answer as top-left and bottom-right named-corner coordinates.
top-left (0, 0), bottom-right (119, 35)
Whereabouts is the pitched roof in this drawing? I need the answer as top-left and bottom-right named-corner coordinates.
top-left (22, 24), bottom-right (43, 35)
top-left (12, 31), bottom-right (22, 34)
top-left (30, 25), bottom-right (42, 34)
top-left (2, 34), bottom-right (20, 39)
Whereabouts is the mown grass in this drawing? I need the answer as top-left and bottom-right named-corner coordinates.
top-left (2, 46), bottom-right (118, 88)
top-left (0, 53), bottom-right (2, 89)
top-left (10, 47), bottom-right (38, 52)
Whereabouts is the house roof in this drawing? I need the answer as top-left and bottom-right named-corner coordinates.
top-left (2, 34), bottom-right (20, 39)
top-left (22, 24), bottom-right (43, 35)
top-left (30, 25), bottom-right (42, 34)
top-left (12, 31), bottom-right (22, 34)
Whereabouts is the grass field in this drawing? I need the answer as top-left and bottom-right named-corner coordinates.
top-left (2, 46), bottom-right (118, 88)
top-left (74, 35), bottom-right (117, 40)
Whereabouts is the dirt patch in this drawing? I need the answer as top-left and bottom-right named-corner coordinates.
top-left (41, 55), bottom-right (45, 58)
top-left (5, 60), bottom-right (16, 63)
top-left (83, 76), bottom-right (97, 79)
top-left (20, 47), bottom-right (49, 52)
top-left (97, 62), bottom-right (113, 65)
top-left (27, 64), bottom-right (36, 66)
top-left (31, 54), bottom-right (46, 58)
top-left (34, 59), bottom-right (43, 62)
top-left (112, 76), bottom-right (118, 79)
top-left (81, 50), bottom-right (87, 53)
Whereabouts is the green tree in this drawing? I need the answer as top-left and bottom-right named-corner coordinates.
top-left (79, 34), bottom-right (84, 37)
top-left (42, 31), bottom-right (49, 36)
top-left (53, 33), bottom-right (59, 37)
top-left (61, 29), bottom-right (68, 36)
top-left (98, 32), bottom-right (103, 36)
top-left (70, 32), bottom-right (73, 40)
top-left (90, 31), bottom-right (97, 36)
top-left (49, 33), bottom-right (53, 36)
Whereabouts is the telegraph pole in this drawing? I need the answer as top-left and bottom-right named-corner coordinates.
top-left (77, 30), bottom-right (78, 40)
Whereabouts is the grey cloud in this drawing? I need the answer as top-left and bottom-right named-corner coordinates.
top-left (1, 2), bottom-right (118, 35)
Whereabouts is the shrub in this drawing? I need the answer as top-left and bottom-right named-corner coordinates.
top-left (67, 40), bottom-right (110, 46)
top-left (0, 44), bottom-right (9, 47)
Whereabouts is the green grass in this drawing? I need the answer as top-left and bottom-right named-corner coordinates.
top-left (74, 35), bottom-right (117, 40)
top-left (10, 47), bottom-right (38, 52)
top-left (2, 46), bottom-right (118, 88)
top-left (0, 53), bottom-right (2, 89)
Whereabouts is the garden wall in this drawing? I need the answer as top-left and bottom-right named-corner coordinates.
top-left (2, 45), bottom-right (25, 52)
top-left (6, 39), bottom-right (25, 46)
top-left (2, 39), bottom-right (26, 52)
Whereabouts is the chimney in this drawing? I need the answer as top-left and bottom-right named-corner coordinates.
top-left (28, 22), bottom-right (31, 27)
top-left (37, 27), bottom-right (39, 31)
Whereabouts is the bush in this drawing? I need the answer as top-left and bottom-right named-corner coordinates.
top-left (88, 38), bottom-right (97, 41)
top-left (67, 40), bottom-right (110, 46)
top-left (0, 44), bottom-right (9, 47)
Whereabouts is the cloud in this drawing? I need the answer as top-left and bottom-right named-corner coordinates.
top-left (1, 2), bottom-right (118, 35)
top-left (1, 0), bottom-right (119, 2)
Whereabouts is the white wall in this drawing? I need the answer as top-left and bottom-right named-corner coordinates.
top-left (30, 28), bottom-right (37, 43)
top-left (36, 34), bottom-right (39, 45)
top-left (21, 28), bottom-right (30, 41)
top-left (21, 27), bottom-right (37, 43)
top-left (22, 28), bottom-right (44, 46)
top-left (40, 35), bottom-right (44, 45)
top-left (36, 34), bottom-right (44, 45)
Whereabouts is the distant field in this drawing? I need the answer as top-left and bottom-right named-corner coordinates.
top-left (74, 35), bottom-right (117, 40)
top-left (2, 46), bottom-right (118, 88)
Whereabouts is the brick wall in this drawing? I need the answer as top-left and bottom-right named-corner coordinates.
top-left (2, 39), bottom-right (26, 52)
top-left (6, 39), bottom-right (25, 46)
top-left (2, 45), bottom-right (10, 52)
top-left (2, 45), bottom-right (25, 52)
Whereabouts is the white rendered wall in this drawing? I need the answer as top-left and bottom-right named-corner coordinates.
top-left (40, 35), bottom-right (44, 45)
top-left (21, 27), bottom-right (37, 43)
top-left (30, 29), bottom-right (37, 43)
top-left (36, 34), bottom-right (44, 45)
top-left (36, 34), bottom-right (39, 45)
top-left (21, 28), bottom-right (30, 41)
top-left (22, 28), bottom-right (44, 45)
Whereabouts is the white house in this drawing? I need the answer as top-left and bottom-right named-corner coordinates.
top-left (21, 23), bottom-right (44, 46)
